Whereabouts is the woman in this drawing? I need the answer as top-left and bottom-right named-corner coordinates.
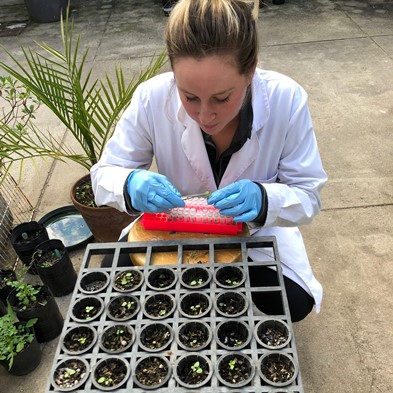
top-left (91, 0), bottom-right (327, 322)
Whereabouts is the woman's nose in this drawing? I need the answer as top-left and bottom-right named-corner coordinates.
top-left (198, 103), bottom-right (215, 123)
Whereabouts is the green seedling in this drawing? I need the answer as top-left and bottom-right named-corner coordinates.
top-left (191, 361), bottom-right (203, 374)
top-left (78, 337), bottom-right (87, 345)
top-left (228, 358), bottom-right (237, 370)
top-left (64, 368), bottom-right (76, 379)
top-left (190, 278), bottom-right (203, 286)
top-left (97, 376), bottom-right (113, 386)
top-left (121, 301), bottom-right (134, 309)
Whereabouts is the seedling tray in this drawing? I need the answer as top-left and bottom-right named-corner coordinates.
top-left (45, 236), bottom-right (304, 393)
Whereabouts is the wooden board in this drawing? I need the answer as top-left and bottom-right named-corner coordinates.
top-left (128, 218), bottom-right (249, 266)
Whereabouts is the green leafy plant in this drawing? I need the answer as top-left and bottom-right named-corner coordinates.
top-left (7, 280), bottom-right (42, 310)
top-left (191, 361), bottom-right (203, 375)
top-left (0, 8), bottom-right (167, 174)
top-left (0, 303), bottom-right (37, 369)
top-left (228, 358), bottom-right (237, 370)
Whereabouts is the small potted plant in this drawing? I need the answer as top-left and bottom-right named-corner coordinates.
top-left (146, 267), bottom-right (177, 291)
top-left (214, 291), bottom-right (248, 317)
top-left (78, 270), bottom-right (110, 294)
top-left (216, 352), bottom-right (255, 387)
top-left (71, 296), bottom-right (104, 323)
top-left (214, 265), bottom-right (245, 288)
top-left (176, 321), bottom-right (212, 351)
top-left (216, 320), bottom-right (252, 350)
top-left (32, 239), bottom-right (77, 297)
top-left (180, 266), bottom-right (211, 289)
top-left (143, 293), bottom-right (176, 319)
top-left (99, 324), bottom-right (135, 354)
top-left (0, 268), bottom-right (16, 304)
top-left (133, 355), bottom-right (171, 389)
top-left (0, 304), bottom-right (41, 376)
top-left (91, 356), bottom-right (130, 391)
top-left (254, 318), bottom-right (292, 349)
top-left (138, 322), bottom-right (173, 352)
top-left (106, 294), bottom-right (140, 321)
top-left (7, 278), bottom-right (63, 342)
top-left (258, 352), bottom-right (298, 387)
top-left (113, 269), bottom-right (144, 292)
top-left (61, 325), bottom-right (97, 355)
top-left (174, 353), bottom-right (212, 388)
top-left (52, 357), bottom-right (90, 391)
top-left (179, 292), bottom-right (211, 318)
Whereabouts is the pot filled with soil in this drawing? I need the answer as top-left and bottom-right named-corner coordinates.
top-left (176, 320), bottom-right (212, 351)
top-left (216, 320), bottom-right (251, 350)
top-left (0, 269), bottom-right (16, 304)
top-left (113, 269), bottom-right (143, 292)
top-left (52, 357), bottom-right (89, 391)
top-left (180, 266), bottom-right (211, 289)
top-left (137, 322), bottom-right (173, 352)
top-left (214, 291), bottom-right (248, 318)
top-left (179, 292), bottom-right (211, 318)
top-left (146, 267), bottom-right (177, 291)
top-left (258, 352), bottom-right (298, 387)
top-left (133, 355), bottom-right (171, 389)
top-left (216, 352), bottom-right (255, 387)
top-left (10, 221), bottom-right (49, 274)
top-left (91, 356), bottom-right (130, 390)
top-left (32, 239), bottom-right (77, 297)
top-left (174, 353), bottom-right (213, 388)
top-left (71, 296), bottom-right (104, 323)
top-left (61, 325), bottom-right (97, 355)
top-left (254, 318), bottom-right (292, 349)
top-left (78, 270), bottom-right (110, 294)
top-left (100, 324), bottom-right (135, 354)
top-left (143, 293), bottom-right (176, 319)
top-left (214, 265), bottom-right (245, 288)
top-left (106, 294), bottom-right (139, 321)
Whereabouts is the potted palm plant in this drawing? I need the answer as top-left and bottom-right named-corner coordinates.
top-left (0, 9), bottom-right (167, 242)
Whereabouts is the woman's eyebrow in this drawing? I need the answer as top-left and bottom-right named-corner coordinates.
top-left (179, 87), bottom-right (235, 96)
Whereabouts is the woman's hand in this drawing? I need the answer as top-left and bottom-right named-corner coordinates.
top-left (207, 179), bottom-right (262, 222)
top-left (127, 170), bottom-right (185, 213)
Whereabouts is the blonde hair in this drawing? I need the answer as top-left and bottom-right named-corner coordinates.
top-left (165, 0), bottom-right (259, 76)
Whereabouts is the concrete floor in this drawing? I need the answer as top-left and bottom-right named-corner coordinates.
top-left (1, 0), bottom-right (393, 392)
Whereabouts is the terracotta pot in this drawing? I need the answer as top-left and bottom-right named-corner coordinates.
top-left (70, 174), bottom-right (136, 243)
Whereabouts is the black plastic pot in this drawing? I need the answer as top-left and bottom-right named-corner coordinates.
top-left (133, 355), bottom-right (171, 389)
top-left (143, 293), bottom-right (176, 319)
top-left (91, 356), bottom-right (130, 391)
top-left (8, 285), bottom-right (63, 343)
top-left (52, 357), bottom-right (90, 391)
top-left (0, 322), bottom-right (42, 376)
top-left (258, 352), bottom-right (298, 387)
top-left (113, 269), bottom-right (144, 292)
top-left (216, 320), bottom-right (252, 350)
top-left (254, 318), bottom-right (292, 349)
top-left (214, 265), bottom-right (245, 288)
top-left (216, 352), bottom-right (255, 387)
top-left (214, 291), bottom-right (248, 318)
top-left (10, 221), bottom-right (49, 274)
top-left (0, 268), bottom-right (17, 303)
top-left (180, 266), bottom-right (211, 289)
top-left (138, 322), bottom-right (173, 352)
top-left (99, 324), bottom-right (135, 354)
top-left (78, 270), bottom-right (110, 294)
top-left (179, 291), bottom-right (212, 318)
top-left (176, 321), bottom-right (212, 351)
top-left (61, 325), bottom-right (97, 355)
top-left (174, 353), bottom-right (213, 388)
top-left (106, 294), bottom-right (140, 321)
top-left (33, 239), bottom-right (77, 297)
top-left (146, 267), bottom-right (177, 291)
top-left (71, 296), bottom-right (105, 323)
top-left (24, 0), bottom-right (69, 23)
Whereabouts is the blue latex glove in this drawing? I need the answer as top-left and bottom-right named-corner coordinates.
top-left (207, 179), bottom-right (262, 222)
top-left (127, 170), bottom-right (185, 213)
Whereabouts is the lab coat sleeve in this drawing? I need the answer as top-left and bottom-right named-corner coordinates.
top-left (262, 85), bottom-right (327, 228)
top-left (90, 84), bottom-right (154, 213)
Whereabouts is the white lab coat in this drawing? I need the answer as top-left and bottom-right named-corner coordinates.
top-left (91, 68), bottom-right (327, 312)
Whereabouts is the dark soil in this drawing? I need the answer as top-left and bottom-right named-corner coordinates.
top-left (219, 355), bottom-right (252, 385)
top-left (135, 356), bottom-right (169, 387)
top-left (108, 296), bottom-right (138, 319)
top-left (217, 323), bottom-right (247, 348)
top-left (74, 301), bottom-right (102, 320)
top-left (182, 268), bottom-right (208, 287)
top-left (216, 267), bottom-right (243, 287)
top-left (179, 323), bottom-right (209, 349)
top-left (144, 295), bottom-right (173, 318)
top-left (140, 323), bottom-right (172, 350)
top-left (181, 294), bottom-right (209, 316)
top-left (114, 270), bottom-right (142, 291)
top-left (81, 279), bottom-right (106, 293)
top-left (217, 293), bottom-right (245, 315)
top-left (102, 325), bottom-right (133, 352)
top-left (55, 359), bottom-right (87, 389)
top-left (15, 229), bottom-right (44, 244)
top-left (259, 327), bottom-right (288, 347)
top-left (177, 357), bottom-right (210, 385)
top-left (261, 357), bottom-right (295, 384)
top-left (95, 359), bottom-right (128, 388)
top-left (34, 249), bottom-right (64, 268)
top-left (74, 178), bottom-right (97, 208)
top-left (148, 269), bottom-right (175, 289)
top-left (63, 327), bottom-right (95, 353)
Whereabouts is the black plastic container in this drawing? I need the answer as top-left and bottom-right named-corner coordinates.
top-left (0, 269), bottom-right (17, 303)
top-left (33, 239), bottom-right (77, 297)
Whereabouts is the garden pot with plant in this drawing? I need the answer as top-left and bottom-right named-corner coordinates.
top-left (216, 320), bottom-right (252, 350)
top-left (214, 265), bottom-right (245, 288)
top-left (214, 291), bottom-right (248, 318)
top-left (0, 11), bottom-right (167, 243)
top-left (52, 357), bottom-right (90, 391)
top-left (216, 352), bottom-right (255, 387)
top-left (146, 267), bottom-right (177, 291)
top-left (174, 353), bottom-right (213, 388)
top-left (142, 293), bottom-right (176, 319)
top-left (91, 356), bottom-right (130, 391)
top-left (113, 268), bottom-right (144, 292)
top-left (106, 294), bottom-right (139, 321)
top-left (71, 296), bottom-right (104, 323)
top-left (78, 270), bottom-right (110, 294)
top-left (176, 320), bottom-right (212, 351)
top-left (10, 221), bottom-right (49, 274)
top-left (134, 355), bottom-right (171, 389)
top-left (0, 268), bottom-right (16, 304)
top-left (99, 324), bottom-right (135, 354)
top-left (61, 325), bottom-right (97, 355)
top-left (254, 318), bottom-right (292, 350)
top-left (32, 239), bottom-right (77, 297)
top-left (179, 291), bottom-right (212, 318)
top-left (7, 280), bottom-right (63, 342)
top-left (180, 266), bottom-right (211, 289)
top-left (258, 352), bottom-right (298, 387)
top-left (138, 322), bottom-right (173, 352)
top-left (0, 304), bottom-right (41, 376)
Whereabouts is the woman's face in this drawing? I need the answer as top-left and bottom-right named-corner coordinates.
top-left (173, 56), bottom-right (252, 136)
